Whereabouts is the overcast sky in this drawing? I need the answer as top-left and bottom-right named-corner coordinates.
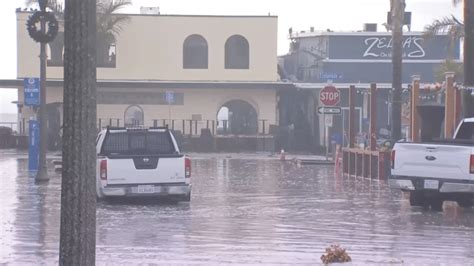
top-left (0, 0), bottom-right (462, 113)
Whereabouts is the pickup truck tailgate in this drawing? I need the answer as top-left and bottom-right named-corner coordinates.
top-left (105, 156), bottom-right (185, 185)
top-left (394, 143), bottom-right (473, 180)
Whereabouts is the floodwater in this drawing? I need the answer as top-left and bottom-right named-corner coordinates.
top-left (1, 151), bottom-right (473, 265)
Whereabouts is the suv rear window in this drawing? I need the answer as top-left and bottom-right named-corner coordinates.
top-left (101, 131), bottom-right (175, 155)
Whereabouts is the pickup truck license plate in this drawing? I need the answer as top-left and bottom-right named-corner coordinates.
top-left (137, 185), bottom-right (154, 193)
top-left (424, 180), bottom-right (439, 190)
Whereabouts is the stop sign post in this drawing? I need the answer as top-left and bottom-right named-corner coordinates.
top-left (320, 85), bottom-right (341, 106)
top-left (319, 85), bottom-right (341, 160)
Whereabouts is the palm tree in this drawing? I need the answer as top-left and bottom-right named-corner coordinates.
top-left (464, 0), bottom-right (474, 116)
top-left (434, 59), bottom-right (464, 82)
top-left (27, 0), bottom-right (131, 66)
top-left (424, 0), bottom-right (474, 117)
top-left (59, 0), bottom-right (97, 263)
top-left (390, 0), bottom-right (405, 141)
top-left (95, 0), bottom-right (130, 66)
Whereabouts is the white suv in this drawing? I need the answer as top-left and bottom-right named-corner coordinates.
top-left (95, 127), bottom-right (191, 201)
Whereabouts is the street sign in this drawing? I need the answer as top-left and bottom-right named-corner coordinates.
top-left (165, 91), bottom-right (174, 104)
top-left (319, 85), bottom-right (341, 106)
top-left (28, 120), bottom-right (40, 171)
top-left (24, 78), bottom-right (40, 106)
top-left (318, 106), bottom-right (342, 115)
top-left (325, 115), bottom-right (333, 127)
top-left (319, 72), bottom-right (343, 81)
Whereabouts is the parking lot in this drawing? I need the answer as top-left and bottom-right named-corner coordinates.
top-left (1, 151), bottom-right (473, 264)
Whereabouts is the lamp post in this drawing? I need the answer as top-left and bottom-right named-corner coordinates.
top-left (26, 0), bottom-right (58, 182)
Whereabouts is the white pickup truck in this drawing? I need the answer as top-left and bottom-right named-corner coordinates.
top-left (95, 127), bottom-right (191, 201)
top-left (390, 118), bottom-right (474, 211)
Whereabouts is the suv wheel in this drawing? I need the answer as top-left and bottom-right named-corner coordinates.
top-left (430, 198), bottom-right (444, 212)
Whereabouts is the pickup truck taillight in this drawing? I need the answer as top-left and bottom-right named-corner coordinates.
top-left (100, 160), bottom-right (107, 180)
top-left (391, 150), bottom-right (395, 169)
top-left (185, 158), bottom-right (191, 178)
top-left (470, 155), bottom-right (474, 174)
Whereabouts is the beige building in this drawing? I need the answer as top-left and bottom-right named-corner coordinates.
top-left (4, 11), bottom-right (293, 145)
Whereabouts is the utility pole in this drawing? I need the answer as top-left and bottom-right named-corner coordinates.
top-left (59, 0), bottom-right (97, 264)
top-left (390, 0), bottom-right (405, 141)
top-left (464, 0), bottom-right (474, 117)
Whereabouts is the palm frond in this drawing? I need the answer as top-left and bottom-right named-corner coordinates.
top-left (25, 0), bottom-right (37, 7)
top-left (25, 0), bottom-right (64, 21)
top-left (423, 15), bottom-right (464, 38)
top-left (27, 0), bottom-right (131, 43)
top-left (26, 0), bottom-right (64, 13)
top-left (97, 0), bottom-right (131, 42)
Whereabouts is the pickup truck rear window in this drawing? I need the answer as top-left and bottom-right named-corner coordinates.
top-left (456, 122), bottom-right (474, 140)
top-left (101, 131), bottom-right (175, 155)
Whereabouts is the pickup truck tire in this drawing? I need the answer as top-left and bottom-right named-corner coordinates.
top-left (409, 191), bottom-right (426, 207)
top-left (457, 199), bottom-right (473, 208)
top-left (182, 192), bottom-right (191, 202)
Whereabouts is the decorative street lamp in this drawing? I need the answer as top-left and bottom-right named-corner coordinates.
top-left (26, 0), bottom-right (58, 182)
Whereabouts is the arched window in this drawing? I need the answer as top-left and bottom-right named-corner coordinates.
top-left (225, 35), bottom-right (249, 69)
top-left (183, 34), bottom-right (208, 69)
top-left (124, 105), bottom-right (144, 127)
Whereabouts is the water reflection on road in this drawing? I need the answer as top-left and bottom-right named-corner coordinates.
top-left (1, 153), bottom-right (473, 264)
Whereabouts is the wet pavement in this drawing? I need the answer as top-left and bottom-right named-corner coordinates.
top-left (1, 150), bottom-right (473, 265)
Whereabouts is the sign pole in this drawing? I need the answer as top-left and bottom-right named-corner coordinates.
top-left (165, 91), bottom-right (174, 127)
top-left (168, 103), bottom-right (171, 127)
top-left (323, 113), bottom-right (327, 160)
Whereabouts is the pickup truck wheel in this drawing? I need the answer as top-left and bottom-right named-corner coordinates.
top-left (182, 192), bottom-right (191, 202)
top-left (457, 199), bottom-right (473, 208)
top-left (430, 198), bottom-right (444, 212)
top-left (409, 191), bottom-right (425, 207)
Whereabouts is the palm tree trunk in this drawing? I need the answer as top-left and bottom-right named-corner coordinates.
top-left (59, 0), bottom-right (97, 264)
top-left (391, 0), bottom-right (405, 140)
top-left (464, 0), bottom-right (474, 117)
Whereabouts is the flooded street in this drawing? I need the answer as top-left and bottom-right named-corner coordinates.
top-left (1, 151), bottom-right (473, 265)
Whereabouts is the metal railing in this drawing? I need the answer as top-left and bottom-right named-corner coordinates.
top-left (97, 118), bottom-right (271, 136)
top-left (0, 122), bottom-right (19, 133)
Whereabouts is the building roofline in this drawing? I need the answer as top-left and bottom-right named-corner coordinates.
top-left (294, 83), bottom-right (408, 90)
top-left (290, 31), bottom-right (449, 39)
top-left (15, 10), bottom-right (277, 18)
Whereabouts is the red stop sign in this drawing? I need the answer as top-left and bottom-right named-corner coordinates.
top-left (320, 85), bottom-right (340, 106)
